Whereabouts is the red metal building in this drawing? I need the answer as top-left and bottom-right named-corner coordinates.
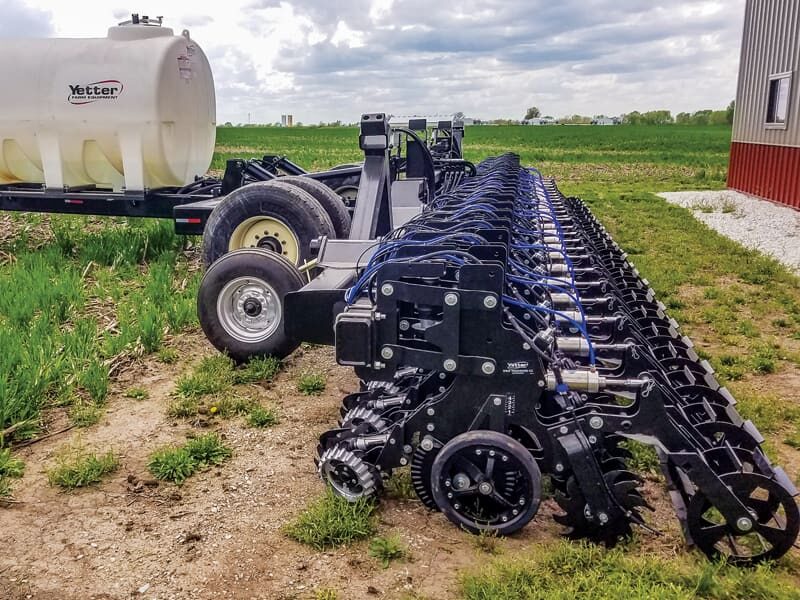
top-left (728, 0), bottom-right (800, 208)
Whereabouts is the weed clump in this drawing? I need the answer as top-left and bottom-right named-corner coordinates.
top-left (147, 433), bottom-right (232, 485)
top-left (369, 534), bottom-right (407, 568)
top-left (297, 372), bottom-right (326, 395)
top-left (47, 444), bottom-right (119, 489)
top-left (384, 468), bottom-right (415, 500)
top-left (0, 448), bottom-right (25, 499)
top-left (284, 489), bottom-right (377, 549)
top-left (246, 405), bottom-right (279, 428)
top-left (175, 355), bottom-right (236, 398)
top-left (234, 356), bottom-right (282, 384)
top-left (124, 387), bottom-right (149, 400)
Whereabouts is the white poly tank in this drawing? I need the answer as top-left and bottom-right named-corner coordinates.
top-left (0, 17), bottom-right (216, 191)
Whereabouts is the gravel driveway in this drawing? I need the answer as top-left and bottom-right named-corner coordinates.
top-left (659, 190), bottom-right (800, 274)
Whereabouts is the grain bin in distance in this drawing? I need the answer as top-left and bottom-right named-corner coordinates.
top-left (0, 15), bottom-right (216, 192)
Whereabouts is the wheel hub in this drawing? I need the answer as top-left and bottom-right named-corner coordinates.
top-left (216, 276), bottom-right (281, 343)
top-left (228, 216), bottom-right (301, 265)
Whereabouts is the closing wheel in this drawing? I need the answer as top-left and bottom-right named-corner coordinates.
top-left (202, 180), bottom-right (335, 268)
top-left (431, 430), bottom-right (541, 536)
top-left (198, 248), bottom-right (304, 362)
top-left (277, 176), bottom-right (351, 238)
top-left (686, 472), bottom-right (799, 565)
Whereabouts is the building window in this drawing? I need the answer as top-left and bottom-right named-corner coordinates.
top-left (766, 72), bottom-right (792, 128)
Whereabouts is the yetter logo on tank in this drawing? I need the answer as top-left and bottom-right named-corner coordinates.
top-left (67, 80), bottom-right (124, 105)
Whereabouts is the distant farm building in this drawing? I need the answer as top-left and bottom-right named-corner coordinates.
top-left (591, 117), bottom-right (620, 125)
top-left (728, 0), bottom-right (800, 208)
top-left (525, 117), bottom-right (558, 125)
top-left (281, 114), bottom-right (294, 127)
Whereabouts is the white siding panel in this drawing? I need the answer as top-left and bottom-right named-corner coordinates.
top-left (733, 0), bottom-right (800, 146)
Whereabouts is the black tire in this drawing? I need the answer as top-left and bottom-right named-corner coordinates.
top-left (277, 176), bottom-right (351, 238)
top-left (431, 430), bottom-right (541, 536)
top-left (198, 248), bottom-right (304, 362)
top-left (202, 181), bottom-right (335, 268)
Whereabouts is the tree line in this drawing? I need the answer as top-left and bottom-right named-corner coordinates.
top-left (523, 101), bottom-right (735, 125)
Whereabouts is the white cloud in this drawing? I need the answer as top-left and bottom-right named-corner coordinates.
top-left (3, 0), bottom-right (746, 123)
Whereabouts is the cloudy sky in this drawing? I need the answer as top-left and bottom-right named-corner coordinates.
top-left (2, 0), bottom-right (745, 124)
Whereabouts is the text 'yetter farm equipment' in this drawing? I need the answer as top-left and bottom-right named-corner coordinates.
top-left (202, 114), bottom-right (800, 565)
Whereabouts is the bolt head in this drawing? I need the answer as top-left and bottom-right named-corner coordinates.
top-left (381, 346), bottom-right (394, 360)
top-left (559, 426), bottom-right (569, 435)
top-left (493, 397), bottom-right (502, 406)
top-left (399, 457), bottom-right (408, 466)
top-left (589, 416), bottom-right (604, 430)
top-left (737, 517), bottom-right (753, 532)
top-left (598, 512), bottom-right (609, 524)
top-left (426, 423), bottom-right (435, 432)
top-left (483, 295), bottom-right (498, 308)
top-left (403, 445), bottom-right (413, 454)
top-left (381, 283), bottom-right (394, 296)
top-left (443, 359), bottom-right (457, 371)
top-left (555, 463), bottom-right (564, 472)
top-left (444, 293), bottom-right (459, 306)
top-left (482, 361), bottom-right (496, 375)
top-left (399, 320), bottom-right (410, 331)
top-left (421, 438), bottom-right (434, 451)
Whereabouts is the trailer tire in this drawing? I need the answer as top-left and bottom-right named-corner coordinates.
top-left (277, 176), bottom-right (351, 238)
top-left (198, 248), bottom-right (304, 362)
top-left (202, 181), bottom-right (335, 268)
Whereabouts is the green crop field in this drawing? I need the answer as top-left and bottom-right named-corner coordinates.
top-left (4, 123), bottom-right (800, 598)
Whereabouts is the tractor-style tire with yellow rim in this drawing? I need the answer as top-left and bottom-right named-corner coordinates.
top-left (201, 180), bottom-right (335, 268)
top-left (198, 248), bottom-right (304, 361)
top-left (275, 176), bottom-right (351, 239)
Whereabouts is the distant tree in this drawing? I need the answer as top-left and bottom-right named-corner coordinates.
top-left (709, 110), bottom-right (728, 125)
top-left (625, 111), bottom-right (642, 125)
top-left (524, 106), bottom-right (541, 120)
top-left (691, 110), bottom-right (713, 125)
top-left (223, 121), bottom-right (233, 127)
top-left (726, 100), bottom-right (735, 125)
top-left (675, 112), bottom-right (692, 124)
top-left (642, 110), bottom-right (673, 125)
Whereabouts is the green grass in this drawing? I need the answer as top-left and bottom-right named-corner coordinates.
top-left (284, 489), bottom-right (377, 550)
top-left (0, 448), bottom-right (24, 498)
top-left (147, 433), bottom-right (232, 484)
top-left (0, 218), bottom-right (199, 445)
top-left (297, 372), bottom-right (327, 395)
top-left (124, 387), bottom-right (149, 400)
top-left (384, 468), bottom-right (415, 500)
top-left (369, 534), bottom-right (407, 568)
top-left (47, 444), bottom-right (119, 489)
top-left (169, 354), bottom-right (282, 421)
top-left (175, 354), bottom-right (237, 398)
top-left (460, 540), bottom-right (799, 600)
top-left (246, 405), bottom-right (279, 428)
